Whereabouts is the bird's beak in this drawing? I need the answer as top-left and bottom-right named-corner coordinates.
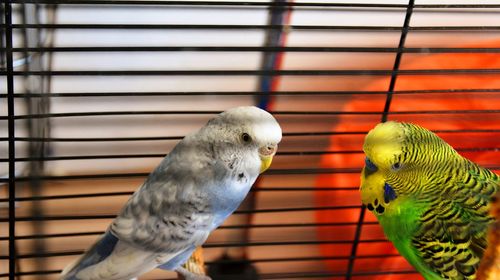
top-left (259, 144), bottom-right (278, 173)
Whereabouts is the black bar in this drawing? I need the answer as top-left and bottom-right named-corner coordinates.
top-left (415, 4), bottom-right (500, 8)
top-left (0, 151), bottom-right (335, 161)
top-left (259, 270), bottom-right (418, 279)
top-left (0, 270), bottom-right (418, 279)
top-left (6, 23), bottom-right (405, 30)
top-left (383, 1), bottom-right (415, 122)
top-left (0, 221), bottom-right (380, 242)
top-left (206, 253), bottom-right (401, 264)
top-left (0, 270), bottom-right (63, 278)
top-left (0, 90), bottom-right (384, 98)
top-left (1, 109), bottom-right (499, 120)
top-left (412, 26), bottom-right (500, 31)
top-left (2, 165), bottom-right (500, 184)
top-left (0, 186), bottom-right (361, 203)
top-left (0, 239), bottom-right (390, 259)
top-left (1, 128), bottom-right (497, 142)
top-left (7, 0), bottom-right (500, 9)
top-left (3, 23), bottom-right (500, 31)
top-left (2, 68), bottom-right (500, 76)
top-left (0, 231), bottom-right (105, 241)
top-left (12, 135), bottom-right (185, 141)
top-left (0, 239), bottom-right (392, 260)
top-left (1, 146), bottom-right (497, 163)
top-left (4, 1), bottom-right (16, 279)
top-left (0, 251), bottom-right (402, 263)
top-left (2, 88), bottom-right (500, 99)
top-left (0, 269), bottom-right (419, 279)
top-left (6, 46), bottom-right (500, 53)
top-left (0, 110), bottom-right (372, 120)
top-left (9, 1), bottom-right (410, 8)
top-left (0, 205), bottom-right (362, 222)
top-left (348, 1), bottom-right (415, 279)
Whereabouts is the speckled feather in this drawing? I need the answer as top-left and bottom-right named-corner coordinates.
top-left (360, 121), bottom-right (499, 280)
top-left (60, 106), bottom-right (282, 280)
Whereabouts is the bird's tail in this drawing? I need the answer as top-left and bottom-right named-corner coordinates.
top-left (60, 231), bottom-right (120, 280)
top-left (60, 231), bottom-right (176, 280)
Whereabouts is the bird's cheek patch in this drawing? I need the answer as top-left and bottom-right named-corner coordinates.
top-left (383, 183), bottom-right (397, 203)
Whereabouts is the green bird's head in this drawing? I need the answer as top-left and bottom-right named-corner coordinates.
top-left (360, 121), bottom-right (459, 215)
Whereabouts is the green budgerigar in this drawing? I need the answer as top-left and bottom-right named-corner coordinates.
top-left (360, 121), bottom-right (499, 280)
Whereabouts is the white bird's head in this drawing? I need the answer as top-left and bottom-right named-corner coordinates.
top-left (205, 106), bottom-right (282, 174)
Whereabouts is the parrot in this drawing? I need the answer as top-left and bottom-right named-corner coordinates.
top-left (360, 121), bottom-right (499, 280)
top-left (60, 106), bottom-right (282, 280)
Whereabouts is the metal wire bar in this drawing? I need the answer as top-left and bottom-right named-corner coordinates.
top-left (0, 128), bottom-right (498, 143)
top-left (2, 69), bottom-right (500, 76)
top-left (5, 1), bottom-right (411, 8)
top-left (0, 205), bottom-right (363, 223)
top-left (1, 165), bottom-right (500, 184)
top-left (0, 256), bottom-right (414, 279)
top-left (261, 271), bottom-right (417, 279)
top-left (0, 222), bottom-right (378, 241)
top-left (6, 46), bottom-right (500, 53)
top-left (0, 270), bottom-right (63, 278)
top-left (1, 23), bottom-right (403, 30)
top-left (0, 146), bottom-right (497, 163)
top-left (259, 270), bottom-right (419, 279)
top-left (1, 109), bottom-right (499, 120)
top-left (347, 1), bottom-right (415, 279)
top-left (2, 88), bottom-right (500, 98)
top-left (0, 221), bottom-right (379, 241)
top-left (0, 238), bottom-right (391, 260)
top-left (0, 269), bottom-right (419, 280)
top-left (0, 251), bottom-right (403, 263)
top-left (206, 253), bottom-right (402, 264)
top-left (10, 135), bottom-right (187, 141)
top-left (7, 0), bottom-right (500, 9)
top-left (0, 186), bottom-right (361, 203)
top-left (4, 1), bottom-right (17, 279)
top-left (3, 23), bottom-right (500, 31)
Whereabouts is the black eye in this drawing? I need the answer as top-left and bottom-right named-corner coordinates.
top-left (392, 162), bottom-right (402, 171)
top-left (241, 133), bottom-right (251, 143)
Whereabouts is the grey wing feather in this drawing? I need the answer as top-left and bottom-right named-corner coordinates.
top-left (61, 231), bottom-right (119, 280)
top-left (110, 140), bottom-right (216, 255)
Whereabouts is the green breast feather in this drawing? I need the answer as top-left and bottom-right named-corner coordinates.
top-left (377, 197), bottom-right (442, 280)
top-left (360, 121), bottom-right (499, 280)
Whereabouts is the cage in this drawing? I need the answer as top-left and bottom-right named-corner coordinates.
top-left (1, 0), bottom-right (499, 280)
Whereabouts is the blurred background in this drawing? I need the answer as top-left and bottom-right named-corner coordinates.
top-left (1, 0), bottom-right (499, 279)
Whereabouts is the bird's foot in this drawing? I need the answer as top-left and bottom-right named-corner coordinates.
top-left (176, 267), bottom-right (211, 280)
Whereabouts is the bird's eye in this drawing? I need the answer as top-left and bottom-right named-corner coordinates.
top-left (241, 133), bottom-right (252, 143)
top-left (392, 162), bottom-right (402, 171)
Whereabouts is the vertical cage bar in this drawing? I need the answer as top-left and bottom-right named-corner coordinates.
top-left (382, 0), bottom-right (415, 123)
top-left (0, 4), bottom-right (5, 68)
top-left (4, 1), bottom-right (17, 279)
top-left (345, 1), bottom-right (415, 279)
top-left (21, 3), bottom-right (51, 273)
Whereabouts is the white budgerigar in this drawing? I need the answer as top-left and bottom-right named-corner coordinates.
top-left (61, 106), bottom-right (282, 280)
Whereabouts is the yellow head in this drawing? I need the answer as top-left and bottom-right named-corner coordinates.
top-left (360, 121), bottom-right (457, 215)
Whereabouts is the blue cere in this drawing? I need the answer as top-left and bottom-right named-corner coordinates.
top-left (365, 157), bottom-right (378, 172)
top-left (384, 183), bottom-right (397, 203)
